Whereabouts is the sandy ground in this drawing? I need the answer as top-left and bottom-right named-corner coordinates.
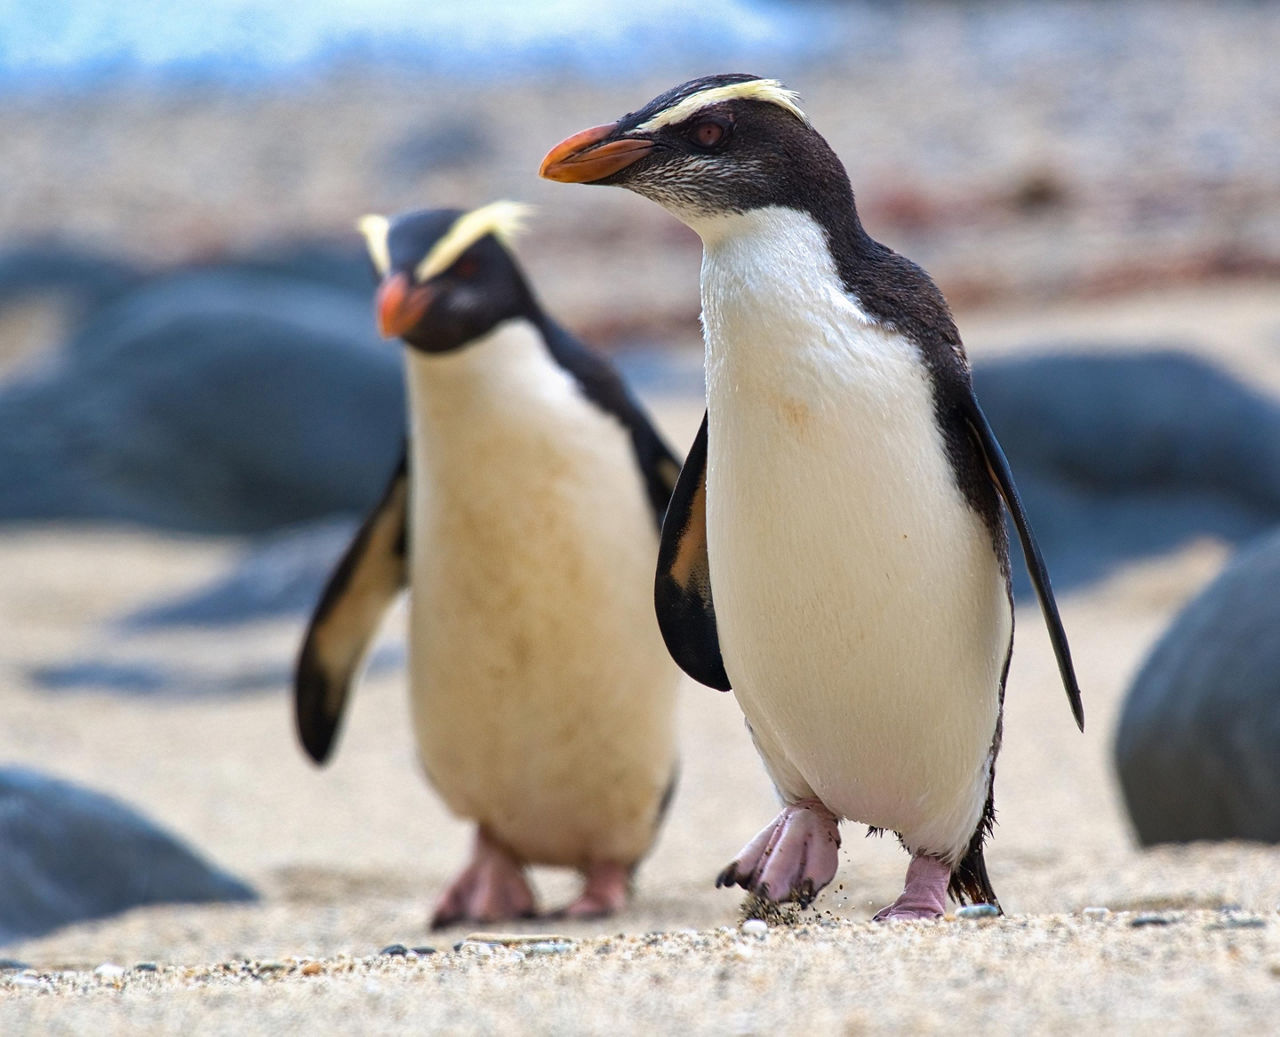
top-left (2, 285), bottom-right (1280, 1032)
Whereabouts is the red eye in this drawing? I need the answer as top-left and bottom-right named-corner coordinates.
top-left (455, 256), bottom-right (479, 278)
top-left (691, 119), bottom-right (727, 149)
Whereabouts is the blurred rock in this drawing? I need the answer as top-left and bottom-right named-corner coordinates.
top-left (123, 518), bottom-right (357, 627)
top-left (973, 349), bottom-right (1280, 594)
top-left (0, 263), bottom-right (404, 532)
top-left (1114, 529), bottom-right (1280, 845)
top-left (0, 767), bottom-right (255, 944)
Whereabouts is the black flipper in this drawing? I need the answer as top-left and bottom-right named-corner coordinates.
top-left (654, 412), bottom-right (731, 690)
top-left (961, 394), bottom-right (1085, 730)
top-left (294, 450), bottom-right (410, 763)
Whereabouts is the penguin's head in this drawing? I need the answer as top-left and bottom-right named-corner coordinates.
top-left (539, 74), bottom-right (851, 234)
top-left (358, 202), bottom-right (535, 353)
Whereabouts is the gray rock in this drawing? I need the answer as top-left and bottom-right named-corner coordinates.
top-left (1115, 528), bottom-right (1280, 844)
top-left (973, 349), bottom-right (1280, 594)
top-left (122, 518), bottom-right (357, 627)
top-left (0, 767), bottom-right (255, 945)
top-left (0, 266), bottom-right (404, 532)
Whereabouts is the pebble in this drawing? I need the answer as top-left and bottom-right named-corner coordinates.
top-left (133, 962), bottom-right (159, 972)
top-left (957, 904), bottom-right (1000, 920)
top-left (741, 919), bottom-right (769, 939)
top-left (523, 942), bottom-right (575, 956)
top-left (455, 942), bottom-right (494, 957)
top-left (1082, 907), bottom-right (1110, 921)
top-left (379, 944), bottom-right (409, 957)
top-left (94, 963), bottom-right (126, 979)
top-left (411, 946), bottom-right (437, 956)
top-left (300, 962), bottom-right (323, 976)
top-left (463, 932), bottom-right (573, 947)
top-left (256, 961), bottom-right (288, 973)
top-left (1208, 915), bottom-right (1267, 930)
top-left (9, 974), bottom-right (45, 990)
top-left (1130, 914), bottom-right (1174, 927)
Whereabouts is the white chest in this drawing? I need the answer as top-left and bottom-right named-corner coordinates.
top-left (692, 208), bottom-right (1011, 858)
top-left (398, 319), bottom-right (678, 865)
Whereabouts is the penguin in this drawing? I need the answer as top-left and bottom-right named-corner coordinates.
top-left (293, 202), bottom-right (684, 927)
top-left (540, 76), bottom-right (1083, 920)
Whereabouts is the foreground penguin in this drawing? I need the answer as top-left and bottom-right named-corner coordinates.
top-left (294, 203), bottom-right (683, 927)
top-left (541, 76), bottom-right (1083, 919)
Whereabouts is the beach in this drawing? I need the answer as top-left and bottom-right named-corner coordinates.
top-left (3, 5), bottom-right (1280, 1028)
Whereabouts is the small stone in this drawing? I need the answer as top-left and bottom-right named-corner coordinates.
top-left (1210, 915), bottom-right (1266, 930)
top-left (456, 941), bottom-right (494, 957)
top-left (463, 932), bottom-right (573, 947)
top-left (94, 963), bottom-right (126, 979)
top-left (957, 904), bottom-right (1000, 920)
top-left (9, 974), bottom-right (45, 989)
top-left (523, 941), bottom-right (573, 956)
top-left (300, 961), bottom-right (323, 976)
top-left (411, 946), bottom-right (437, 956)
top-left (379, 944), bottom-right (409, 957)
top-left (1082, 907), bottom-right (1110, 921)
top-left (133, 962), bottom-right (158, 972)
top-left (256, 961), bottom-right (288, 973)
top-left (741, 918), bottom-right (769, 939)
top-left (1130, 913), bottom-right (1173, 927)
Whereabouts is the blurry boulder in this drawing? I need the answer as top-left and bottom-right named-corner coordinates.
top-left (0, 242), bottom-right (145, 318)
top-left (0, 767), bottom-right (255, 944)
top-left (0, 264), bottom-right (404, 532)
top-left (1114, 528), bottom-right (1280, 844)
top-left (123, 517), bottom-right (359, 627)
top-left (973, 349), bottom-right (1280, 594)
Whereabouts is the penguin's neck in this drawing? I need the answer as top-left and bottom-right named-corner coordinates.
top-left (405, 317), bottom-right (553, 424)
top-left (692, 205), bottom-right (917, 402)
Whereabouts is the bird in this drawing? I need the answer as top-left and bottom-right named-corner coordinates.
top-left (540, 75), bottom-right (1083, 920)
top-left (293, 202), bottom-right (684, 927)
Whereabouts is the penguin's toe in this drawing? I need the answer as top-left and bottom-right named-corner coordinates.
top-left (717, 799), bottom-right (841, 904)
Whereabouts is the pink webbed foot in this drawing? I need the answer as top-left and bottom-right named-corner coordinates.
top-left (430, 827), bottom-right (537, 930)
top-left (716, 798), bottom-right (841, 907)
top-left (553, 860), bottom-right (632, 920)
top-left (873, 853), bottom-right (951, 922)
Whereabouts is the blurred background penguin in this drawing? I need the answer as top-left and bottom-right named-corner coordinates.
top-left (295, 204), bottom-right (683, 927)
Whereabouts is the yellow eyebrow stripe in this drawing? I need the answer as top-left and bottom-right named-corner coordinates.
top-left (635, 79), bottom-right (808, 132)
top-left (356, 214), bottom-right (392, 276)
top-left (414, 201), bottom-right (534, 283)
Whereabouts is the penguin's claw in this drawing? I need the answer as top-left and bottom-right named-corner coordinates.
top-left (717, 799), bottom-right (841, 906)
top-left (872, 853), bottom-right (951, 922)
top-left (430, 828), bottom-right (537, 929)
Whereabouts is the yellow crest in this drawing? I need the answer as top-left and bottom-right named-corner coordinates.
top-left (415, 201), bottom-right (534, 283)
top-left (636, 79), bottom-right (808, 132)
top-left (356, 214), bottom-right (392, 277)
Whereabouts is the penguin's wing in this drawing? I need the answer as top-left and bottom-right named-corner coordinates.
top-left (961, 394), bottom-right (1085, 730)
top-left (654, 411), bottom-right (731, 690)
top-left (294, 450), bottom-right (410, 762)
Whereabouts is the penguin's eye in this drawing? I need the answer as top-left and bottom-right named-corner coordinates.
top-left (454, 256), bottom-right (480, 279)
top-left (688, 117), bottom-right (730, 151)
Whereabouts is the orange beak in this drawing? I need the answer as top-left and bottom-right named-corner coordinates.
top-left (539, 123), bottom-right (655, 183)
top-left (375, 273), bottom-right (432, 339)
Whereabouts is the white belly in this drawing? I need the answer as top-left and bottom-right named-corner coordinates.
top-left (697, 208), bottom-right (1011, 861)
top-left (403, 320), bottom-right (679, 868)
